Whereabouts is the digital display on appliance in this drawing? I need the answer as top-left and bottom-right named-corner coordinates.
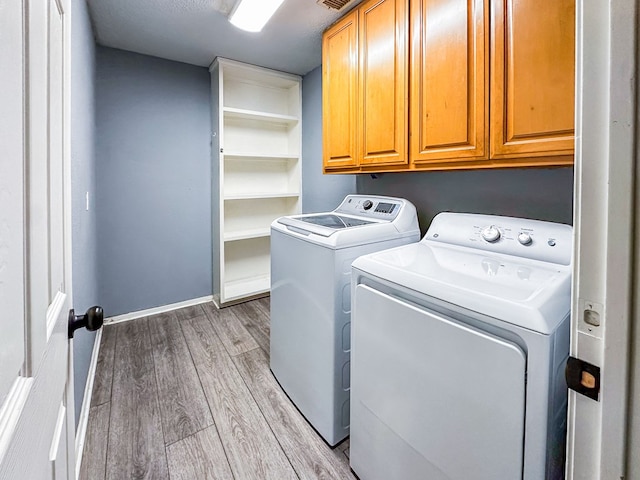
top-left (375, 202), bottom-right (396, 214)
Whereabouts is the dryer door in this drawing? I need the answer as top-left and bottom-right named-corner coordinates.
top-left (351, 285), bottom-right (526, 480)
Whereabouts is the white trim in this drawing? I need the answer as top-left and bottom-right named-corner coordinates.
top-left (567, 0), bottom-right (637, 477)
top-left (0, 377), bottom-right (34, 464)
top-left (630, 42), bottom-right (640, 478)
top-left (62, 0), bottom-right (77, 474)
top-left (104, 295), bottom-right (214, 325)
top-left (45, 291), bottom-right (67, 341)
top-left (74, 328), bottom-right (102, 479)
top-left (49, 402), bottom-right (66, 462)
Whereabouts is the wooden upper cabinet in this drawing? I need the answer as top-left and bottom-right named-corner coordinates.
top-left (358, 0), bottom-right (409, 166)
top-left (490, 0), bottom-right (575, 160)
top-left (322, 0), bottom-right (575, 173)
top-left (323, 10), bottom-right (359, 169)
top-left (410, 0), bottom-right (488, 165)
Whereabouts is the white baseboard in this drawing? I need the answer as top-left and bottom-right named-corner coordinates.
top-left (74, 328), bottom-right (102, 479)
top-left (104, 295), bottom-right (214, 325)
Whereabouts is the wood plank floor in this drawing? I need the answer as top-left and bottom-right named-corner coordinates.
top-left (80, 298), bottom-right (354, 480)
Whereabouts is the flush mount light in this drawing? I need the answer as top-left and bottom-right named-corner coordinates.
top-left (229, 0), bottom-right (286, 33)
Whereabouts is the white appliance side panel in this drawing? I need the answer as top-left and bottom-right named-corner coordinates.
top-left (270, 228), bottom-right (420, 445)
top-left (351, 285), bottom-right (527, 480)
top-left (270, 230), bottom-right (338, 442)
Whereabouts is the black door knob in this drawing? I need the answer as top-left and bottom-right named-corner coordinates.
top-left (68, 306), bottom-right (104, 338)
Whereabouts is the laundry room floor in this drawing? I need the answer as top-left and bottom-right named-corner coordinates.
top-left (79, 298), bottom-right (354, 480)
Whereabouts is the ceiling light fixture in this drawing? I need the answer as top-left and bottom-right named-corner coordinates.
top-left (229, 0), bottom-right (286, 33)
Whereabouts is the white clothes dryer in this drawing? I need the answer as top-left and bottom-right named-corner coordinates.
top-left (350, 212), bottom-right (572, 480)
top-left (270, 195), bottom-right (420, 446)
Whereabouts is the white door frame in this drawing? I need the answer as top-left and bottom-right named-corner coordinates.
top-left (567, 0), bottom-right (637, 478)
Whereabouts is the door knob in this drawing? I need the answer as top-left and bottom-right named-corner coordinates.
top-left (68, 306), bottom-right (104, 338)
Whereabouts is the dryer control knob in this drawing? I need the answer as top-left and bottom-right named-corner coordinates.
top-left (481, 225), bottom-right (501, 243)
top-left (363, 200), bottom-right (373, 210)
top-left (518, 232), bottom-right (533, 246)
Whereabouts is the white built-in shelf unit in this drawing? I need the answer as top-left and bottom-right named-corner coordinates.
top-left (210, 58), bottom-right (302, 306)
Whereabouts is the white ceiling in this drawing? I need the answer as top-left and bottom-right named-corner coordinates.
top-left (86, 0), bottom-right (362, 76)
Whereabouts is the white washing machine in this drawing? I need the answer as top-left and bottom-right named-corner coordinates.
top-left (350, 212), bottom-right (572, 480)
top-left (270, 195), bottom-right (420, 446)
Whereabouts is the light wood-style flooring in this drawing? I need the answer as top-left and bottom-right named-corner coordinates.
top-left (80, 298), bottom-right (354, 480)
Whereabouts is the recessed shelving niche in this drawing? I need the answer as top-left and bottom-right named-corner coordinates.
top-left (223, 197), bottom-right (300, 241)
top-left (211, 58), bottom-right (302, 306)
top-left (223, 236), bottom-right (271, 302)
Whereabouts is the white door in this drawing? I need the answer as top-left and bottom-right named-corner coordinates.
top-left (567, 0), bottom-right (637, 478)
top-left (0, 0), bottom-right (76, 479)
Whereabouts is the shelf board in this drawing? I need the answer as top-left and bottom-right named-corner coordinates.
top-left (224, 228), bottom-right (271, 242)
top-left (223, 275), bottom-right (270, 302)
top-left (224, 152), bottom-right (300, 161)
top-left (224, 192), bottom-right (300, 201)
top-left (223, 107), bottom-right (299, 126)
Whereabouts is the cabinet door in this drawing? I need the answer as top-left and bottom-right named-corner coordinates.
top-left (358, 0), bottom-right (408, 166)
top-left (490, 0), bottom-right (575, 160)
top-left (323, 10), bottom-right (359, 170)
top-left (410, 0), bottom-right (488, 165)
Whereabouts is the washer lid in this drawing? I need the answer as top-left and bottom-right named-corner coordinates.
top-left (277, 214), bottom-right (375, 237)
top-left (271, 195), bottom-right (421, 249)
top-left (352, 241), bottom-right (571, 334)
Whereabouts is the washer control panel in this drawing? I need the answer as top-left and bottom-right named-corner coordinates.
top-left (426, 213), bottom-right (572, 265)
top-left (335, 195), bottom-right (404, 220)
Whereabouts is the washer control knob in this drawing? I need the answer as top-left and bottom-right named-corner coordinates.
top-left (362, 200), bottom-right (373, 210)
top-left (518, 232), bottom-right (533, 246)
top-left (481, 225), bottom-right (501, 243)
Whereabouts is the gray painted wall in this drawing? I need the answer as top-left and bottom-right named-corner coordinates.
top-left (71, 0), bottom-right (98, 427)
top-left (356, 167), bottom-right (574, 234)
top-left (95, 47), bottom-right (212, 317)
top-left (302, 66), bottom-right (356, 213)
